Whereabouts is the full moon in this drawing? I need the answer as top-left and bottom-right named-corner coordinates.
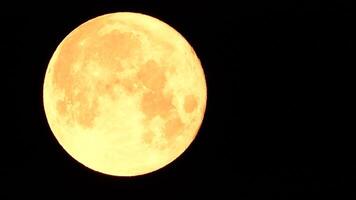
top-left (43, 12), bottom-right (207, 176)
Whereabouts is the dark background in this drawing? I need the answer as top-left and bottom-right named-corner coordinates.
top-left (1, 0), bottom-right (354, 199)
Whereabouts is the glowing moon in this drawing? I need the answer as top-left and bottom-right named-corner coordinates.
top-left (43, 12), bottom-right (207, 176)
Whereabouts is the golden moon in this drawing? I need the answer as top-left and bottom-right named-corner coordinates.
top-left (43, 12), bottom-right (207, 176)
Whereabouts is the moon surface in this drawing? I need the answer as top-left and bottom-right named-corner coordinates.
top-left (43, 12), bottom-right (207, 176)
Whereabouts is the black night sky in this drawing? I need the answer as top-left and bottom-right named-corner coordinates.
top-left (2, 1), bottom-right (354, 199)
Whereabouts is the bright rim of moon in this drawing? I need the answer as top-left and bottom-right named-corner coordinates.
top-left (43, 12), bottom-right (207, 176)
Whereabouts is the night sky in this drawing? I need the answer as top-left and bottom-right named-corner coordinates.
top-left (2, 1), bottom-right (353, 199)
